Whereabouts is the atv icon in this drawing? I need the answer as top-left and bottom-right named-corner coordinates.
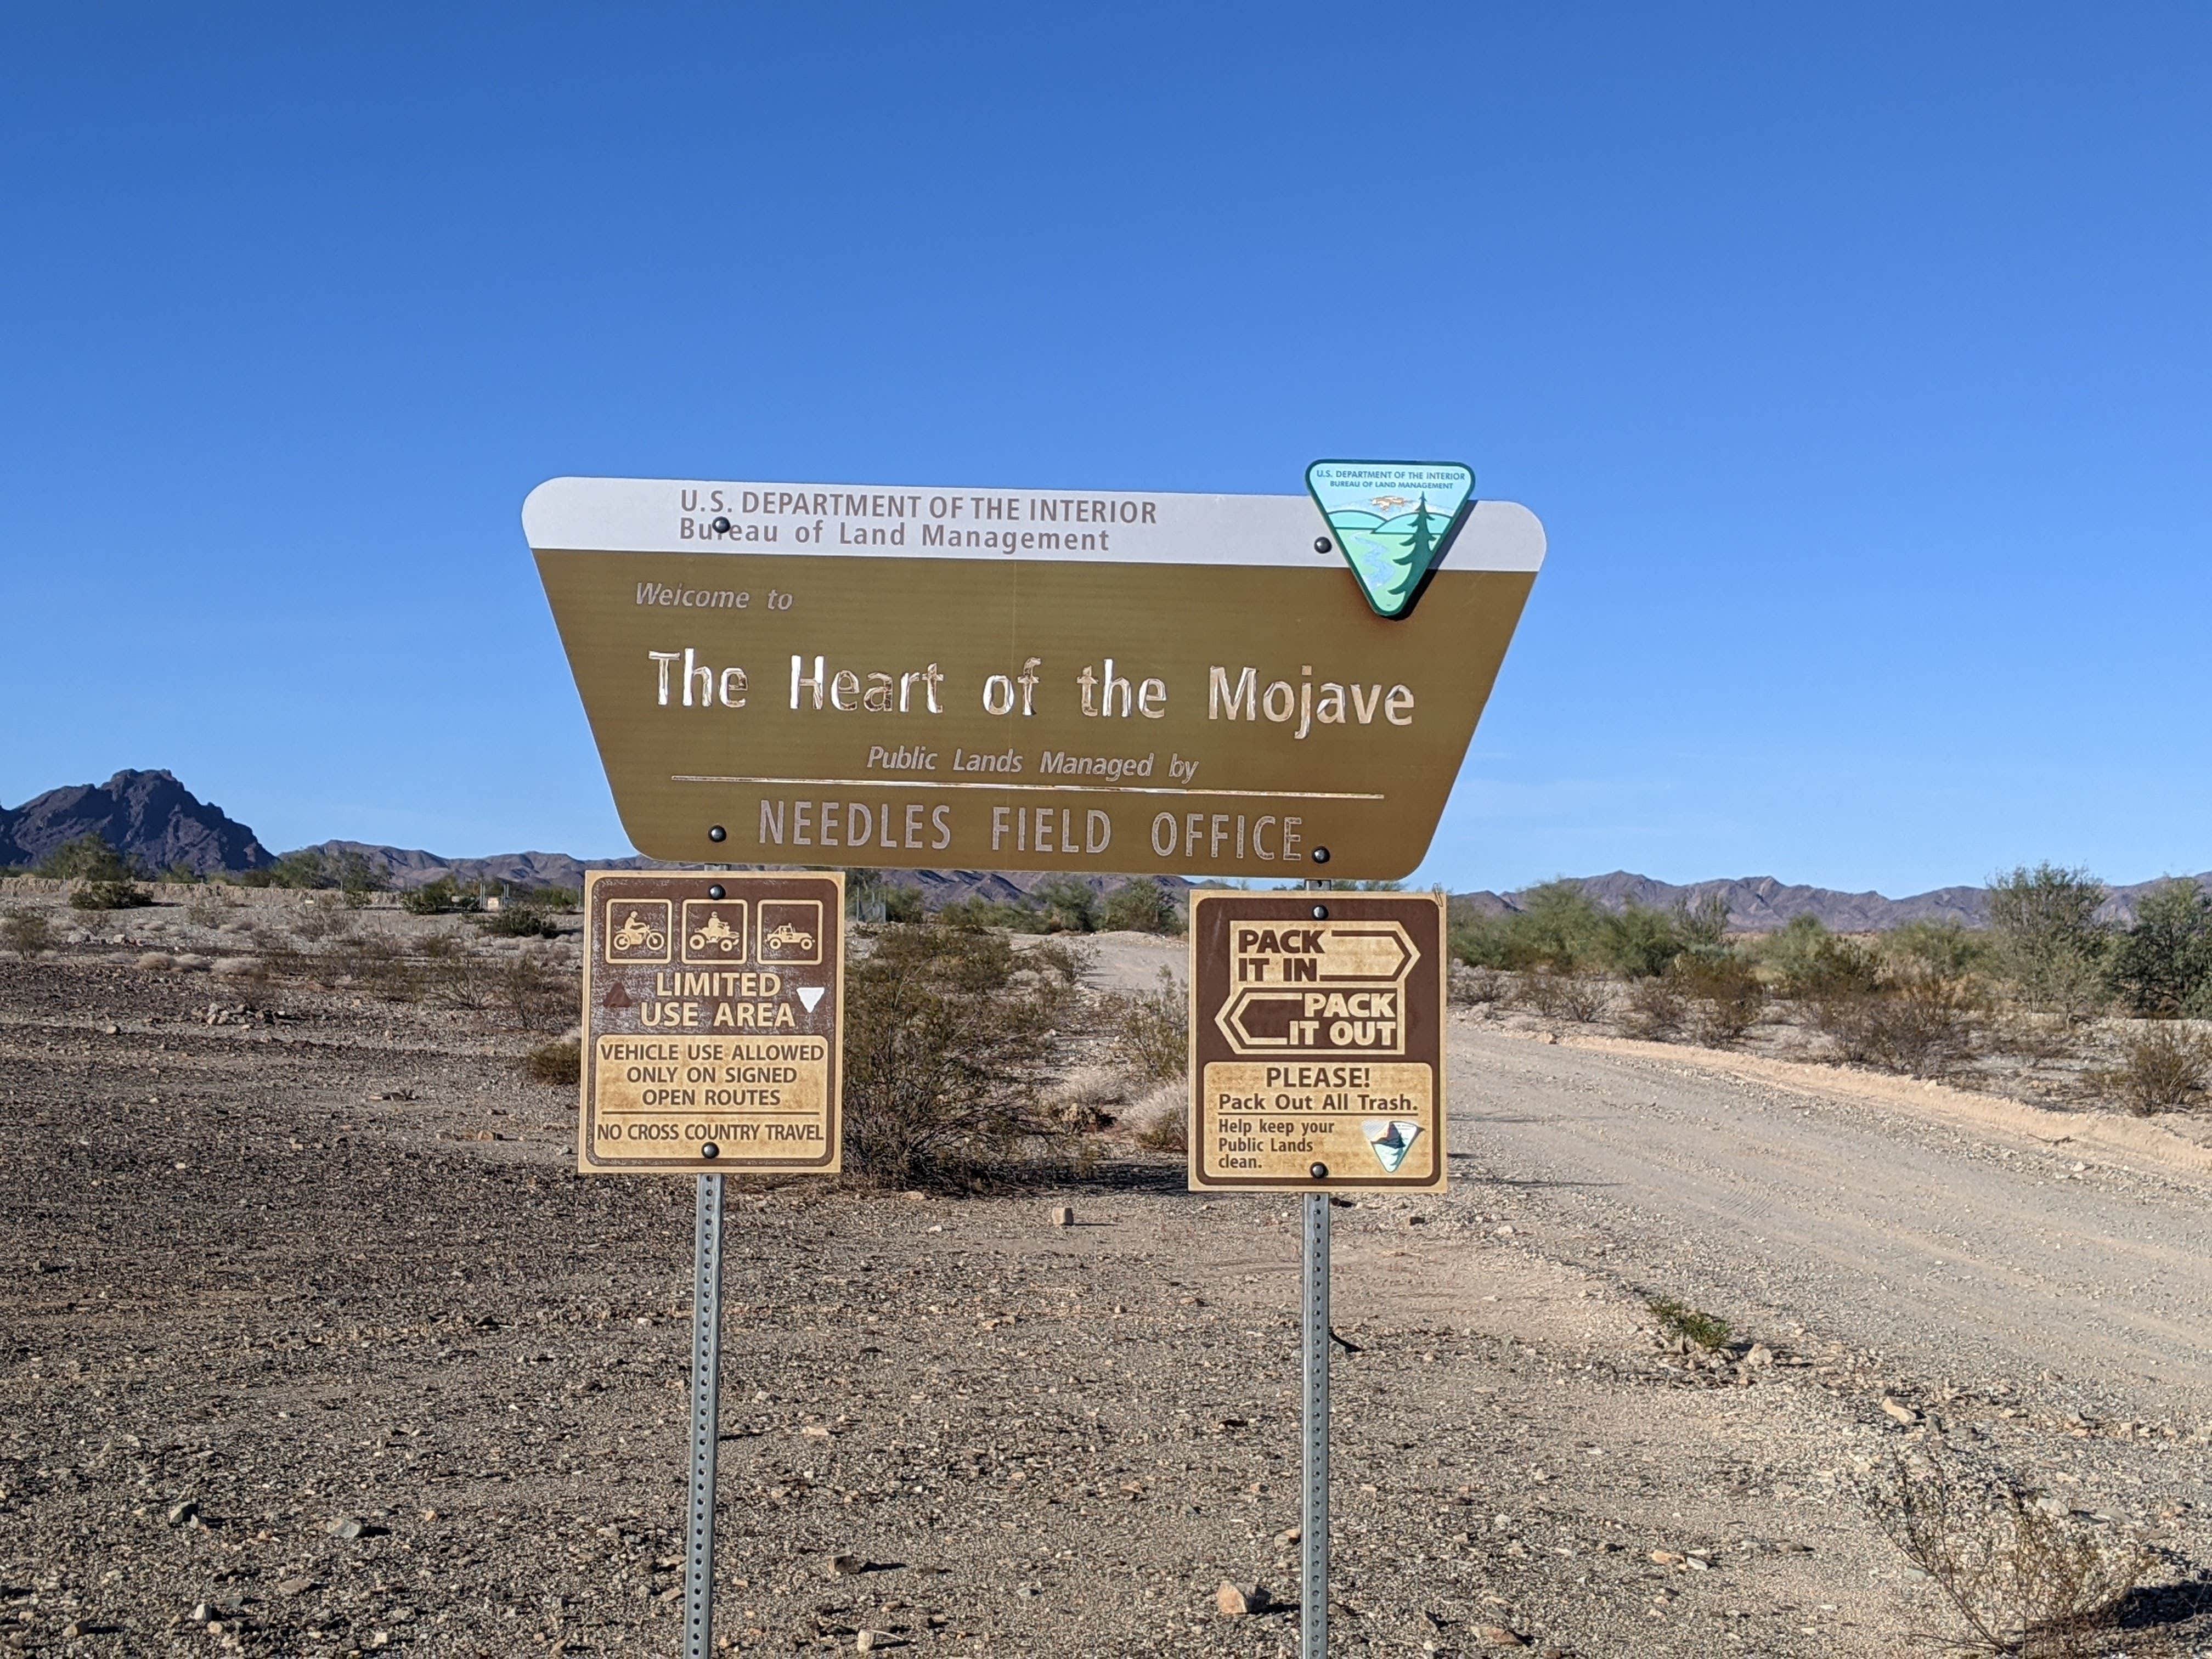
top-left (687, 911), bottom-right (744, 954)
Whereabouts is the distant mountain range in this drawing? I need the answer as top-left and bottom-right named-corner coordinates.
top-left (4, 769), bottom-right (2204, 929)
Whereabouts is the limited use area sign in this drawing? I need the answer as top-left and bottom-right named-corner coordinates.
top-left (526, 476), bottom-right (1545, 882)
top-left (1188, 891), bottom-right (1447, 1192)
top-left (578, 871), bottom-right (845, 1175)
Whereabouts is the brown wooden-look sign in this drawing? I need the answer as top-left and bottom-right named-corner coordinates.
top-left (578, 871), bottom-right (844, 1175)
top-left (1188, 891), bottom-right (1447, 1192)
top-left (526, 476), bottom-right (1544, 882)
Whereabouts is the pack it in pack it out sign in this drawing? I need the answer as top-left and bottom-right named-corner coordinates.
top-left (1187, 891), bottom-right (1447, 1193)
top-left (578, 870), bottom-right (844, 1176)
top-left (526, 472), bottom-right (1544, 882)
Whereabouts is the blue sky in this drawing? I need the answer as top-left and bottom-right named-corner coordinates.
top-left (3, 5), bottom-right (2206, 895)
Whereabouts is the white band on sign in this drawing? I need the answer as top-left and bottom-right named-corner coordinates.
top-left (522, 475), bottom-right (1547, 573)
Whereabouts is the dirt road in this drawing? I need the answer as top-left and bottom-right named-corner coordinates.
top-left (1442, 1021), bottom-right (2212, 1423)
top-left (4, 946), bottom-right (2210, 1656)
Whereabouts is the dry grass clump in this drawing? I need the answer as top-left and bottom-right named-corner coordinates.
top-left (522, 1039), bottom-right (582, 1086)
top-left (2106, 1023), bottom-right (2212, 1115)
top-left (1645, 1295), bottom-right (1731, 1351)
top-left (1862, 1449), bottom-right (2162, 1657)
top-left (1125, 1079), bottom-right (1189, 1154)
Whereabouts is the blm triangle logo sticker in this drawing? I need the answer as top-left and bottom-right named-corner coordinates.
top-left (1363, 1118), bottom-right (1423, 1174)
top-left (795, 985), bottom-right (826, 1013)
top-left (1307, 460), bottom-right (1476, 619)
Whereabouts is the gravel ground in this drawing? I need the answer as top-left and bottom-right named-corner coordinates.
top-left (4, 930), bottom-right (2211, 1656)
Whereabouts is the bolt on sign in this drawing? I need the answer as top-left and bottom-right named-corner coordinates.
top-left (526, 475), bottom-right (1545, 882)
top-left (578, 871), bottom-right (844, 1176)
top-left (1188, 891), bottom-right (1447, 1193)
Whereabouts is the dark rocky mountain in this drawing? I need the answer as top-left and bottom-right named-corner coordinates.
top-left (0, 770), bottom-right (272, 876)
top-left (1456, 869), bottom-right (2211, 932)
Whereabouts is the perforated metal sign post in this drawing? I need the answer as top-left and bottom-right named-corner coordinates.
top-left (579, 870), bottom-right (845, 1657)
top-left (1187, 889), bottom-right (1448, 1654)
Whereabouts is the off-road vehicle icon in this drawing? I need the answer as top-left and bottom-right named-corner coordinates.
top-left (763, 923), bottom-right (815, 954)
top-left (687, 912), bottom-right (744, 955)
top-left (611, 910), bottom-right (666, 953)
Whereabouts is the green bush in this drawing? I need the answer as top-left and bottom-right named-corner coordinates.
top-left (1884, 919), bottom-right (1991, 978)
top-left (70, 879), bottom-right (153, 912)
top-left (842, 923), bottom-right (1078, 1187)
top-left (1987, 862), bottom-right (2111, 1020)
top-left (2, 909), bottom-right (54, 959)
top-left (37, 833), bottom-right (134, 883)
top-left (477, 901), bottom-right (562, 939)
top-left (2108, 879), bottom-right (2212, 1019)
top-left (1100, 877), bottom-right (1184, 935)
top-left (402, 878), bottom-right (480, 916)
top-left (1646, 1295), bottom-right (1731, 1351)
top-left (1030, 876), bottom-right (1101, 934)
top-left (883, 883), bottom-right (925, 923)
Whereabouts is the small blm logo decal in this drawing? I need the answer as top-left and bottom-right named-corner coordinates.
top-left (1363, 1119), bottom-right (1422, 1173)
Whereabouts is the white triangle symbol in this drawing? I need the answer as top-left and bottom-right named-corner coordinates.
top-left (1363, 1118), bottom-right (1421, 1174)
top-left (795, 986), bottom-right (825, 1013)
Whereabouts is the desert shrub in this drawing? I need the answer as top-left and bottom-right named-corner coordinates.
top-left (1599, 897), bottom-right (1726, 979)
top-left (1885, 918), bottom-right (1991, 978)
top-left (289, 895), bottom-right (354, 943)
top-left (494, 949), bottom-right (577, 1030)
top-left (842, 922), bottom-right (1079, 1187)
top-left (882, 883), bottom-right (925, 923)
top-left (474, 895), bottom-right (560, 938)
top-left (1676, 954), bottom-right (1765, 1045)
top-left (1814, 967), bottom-right (1980, 1076)
top-left (1101, 877), bottom-right (1183, 935)
top-left (402, 878), bottom-right (479, 916)
top-left (1646, 1295), bottom-right (1731, 1351)
top-left (183, 889), bottom-right (230, 929)
top-left (419, 933), bottom-right (495, 1009)
top-left (522, 1039), bottom-right (582, 1086)
top-left (1099, 966), bottom-right (1188, 1081)
top-left (935, 896), bottom-right (1049, 933)
top-left (1861, 1449), bottom-right (2158, 1658)
top-left (2, 908), bottom-right (54, 958)
top-left (1448, 963), bottom-right (1510, 1007)
top-left (1622, 974), bottom-right (1688, 1040)
top-left (334, 933), bottom-right (424, 1000)
top-left (1988, 864), bottom-right (2112, 1021)
top-left (71, 879), bottom-right (153, 911)
top-left (240, 849), bottom-right (337, 890)
top-left (1770, 923), bottom-right (1882, 1002)
top-left (37, 833), bottom-right (134, 882)
top-left (2108, 879), bottom-right (2212, 1019)
top-left (1136, 1113), bottom-right (1189, 1154)
top-left (1517, 968), bottom-right (1607, 1024)
top-left (2108, 1023), bottom-right (2212, 1115)
top-left (1030, 876), bottom-right (1101, 934)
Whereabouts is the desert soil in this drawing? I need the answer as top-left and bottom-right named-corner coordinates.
top-left (3, 913), bottom-right (2210, 1656)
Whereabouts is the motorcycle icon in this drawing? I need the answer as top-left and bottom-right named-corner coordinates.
top-left (687, 912), bottom-right (744, 955)
top-left (611, 910), bottom-right (666, 953)
top-left (763, 923), bottom-right (815, 954)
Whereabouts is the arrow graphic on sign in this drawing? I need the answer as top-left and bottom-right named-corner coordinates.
top-left (795, 986), bottom-right (825, 1013)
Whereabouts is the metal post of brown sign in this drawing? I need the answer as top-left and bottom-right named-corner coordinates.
top-left (571, 871), bottom-right (847, 1657)
top-left (685, 1172), bottom-right (726, 1659)
top-left (1301, 1183), bottom-right (1330, 1656)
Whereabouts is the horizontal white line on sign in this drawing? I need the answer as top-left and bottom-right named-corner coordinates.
top-left (670, 774), bottom-right (1387, 802)
top-left (523, 476), bottom-right (1546, 572)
